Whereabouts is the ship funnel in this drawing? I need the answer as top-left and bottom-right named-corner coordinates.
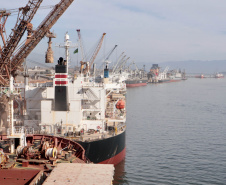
top-left (103, 64), bottom-right (109, 84)
top-left (54, 57), bottom-right (69, 111)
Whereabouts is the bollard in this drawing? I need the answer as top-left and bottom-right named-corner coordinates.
top-left (68, 151), bottom-right (72, 157)
top-left (65, 153), bottom-right (69, 160)
top-left (22, 160), bottom-right (29, 167)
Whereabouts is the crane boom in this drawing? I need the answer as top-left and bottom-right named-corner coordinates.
top-left (76, 29), bottom-right (85, 62)
top-left (88, 33), bottom-right (106, 70)
top-left (0, 0), bottom-right (44, 86)
top-left (0, 10), bottom-right (11, 49)
top-left (0, 0), bottom-right (43, 69)
top-left (112, 53), bottom-right (125, 73)
top-left (0, 0), bottom-right (74, 86)
top-left (115, 57), bottom-right (130, 73)
top-left (105, 45), bottom-right (117, 61)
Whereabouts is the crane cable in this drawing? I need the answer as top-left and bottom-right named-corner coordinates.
top-left (0, 5), bottom-right (55, 16)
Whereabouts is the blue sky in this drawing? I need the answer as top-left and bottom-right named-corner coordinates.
top-left (2, 0), bottom-right (226, 67)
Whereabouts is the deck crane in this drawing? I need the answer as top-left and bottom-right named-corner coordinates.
top-left (121, 57), bottom-right (130, 72)
top-left (97, 45), bottom-right (118, 72)
top-left (105, 45), bottom-right (117, 62)
top-left (126, 61), bottom-right (135, 73)
top-left (133, 62), bottom-right (140, 77)
top-left (0, 0), bottom-right (74, 86)
top-left (76, 29), bottom-right (87, 74)
top-left (88, 33), bottom-right (106, 71)
top-left (76, 29), bottom-right (86, 62)
top-left (114, 57), bottom-right (130, 74)
top-left (77, 31), bottom-right (106, 75)
top-left (112, 52), bottom-right (125, 73)
top-left (0, 10), bottom-right (11, 50)
top-left (132, 62), bottom-right (144, 78)
top-left (0, 0), bottom-right (44, 86)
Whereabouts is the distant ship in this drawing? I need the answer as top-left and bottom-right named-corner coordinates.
top-left (125, 78), bottom-right (148, 87)
top-left (195, 74), bottom-right (205, 78)
top-left (215, 73), bottom-right (224, 78)
top-left (148, 64), bottom-right (186, 83)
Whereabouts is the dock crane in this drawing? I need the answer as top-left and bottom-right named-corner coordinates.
top-left (0, 0), bottom-right (74, 86)
top-left (76, 29), bottom-right (86, 62)
top-left (0, 0), bottom-right (44, 86)
top-left (114, 57), bottom-right (130, 74)
top-left (88, 33), bottom-right (106, 71)
top-left (105, 45), bottom-right (117, 62)
top-left (97, 45), bottom-right (118, 72)
top-left (0, 10), bottom-right (11, 50)
top-left (76, 29), bottom-right (106, 75)
top-left (112, 52), bottom-right (125, 73)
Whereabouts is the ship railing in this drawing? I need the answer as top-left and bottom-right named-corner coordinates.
top-left (79, 126), bottom-right (126, 142)
top-left (82, 82), bottom-right (104, 87)
top-left (7, 126), bottom-right (35, 136)
top-left (0, 87), bottom-right (22, 96)
top-left (79, 133), bottom-right (108, 142)
top-left (26, 127), bottom-right (35, 134)
top-left (116, 122), bottom-right (126, 131)
top-left (82, 105), bottom-right (99, 110)
top-left (7, 126), bottom-right (25, 136)
top-left (29, 83), bottom-right (53, 87)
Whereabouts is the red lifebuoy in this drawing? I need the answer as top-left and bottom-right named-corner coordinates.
top-left (97, 126), bottom-right (100, 129)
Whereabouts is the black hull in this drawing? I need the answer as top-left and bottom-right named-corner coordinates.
top-left (78, 131), bottom-right (126, 165)
top-left (125, 79), bottom-right (148, 85)
top-left (126, 79), bottom-right (148, 87)
top-left (158, 79), bottom-right (171, 83)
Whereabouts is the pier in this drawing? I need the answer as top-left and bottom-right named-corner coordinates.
top-left (43, 163), bottom-right (115, 185)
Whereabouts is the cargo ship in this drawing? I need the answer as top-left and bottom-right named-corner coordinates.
top-left (0, 1), bottom-right (120, 183)
top-left (21, 33), bottom-right (127, 165)
top-left (0, 76), bottom-right (90, 184)
top-left (195, 74), bottom-right (205, 78)
top-left (125, 78), bottom-right (148, 87)
top-left (215, 73), bottom-right (224, 78)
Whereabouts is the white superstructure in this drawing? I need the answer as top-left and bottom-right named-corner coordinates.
top-left (24, 33), bottom-right (126, 138)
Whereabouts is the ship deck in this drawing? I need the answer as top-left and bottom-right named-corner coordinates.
top-left (63, 125), bottom-right (126, 142)
top-left (43, 163), bottom-right (114, 185)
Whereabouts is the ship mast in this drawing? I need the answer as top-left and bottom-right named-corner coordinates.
top-left (56, 32), bottom-right (77, 74)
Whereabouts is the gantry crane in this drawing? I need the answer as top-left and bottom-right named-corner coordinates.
top-left (0, 0), bottom-right (74, 86)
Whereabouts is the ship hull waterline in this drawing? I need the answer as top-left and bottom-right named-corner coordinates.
top-left (78, 130), bottom-right (126, 165)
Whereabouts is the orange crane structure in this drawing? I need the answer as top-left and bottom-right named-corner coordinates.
top-left (0, 0), bottom-right (74, 86)
top-left (88, 33), bottom-right (106, 71)
top-left (0, 10), bottom-right (11, 50)
top-left (76, 29), bottom-right (106, 75)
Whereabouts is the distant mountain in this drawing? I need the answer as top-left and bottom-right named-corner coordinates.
top-left (140, 60), bottom-right (226, 74)
top-left (27, 51), bottom-right (226, 75)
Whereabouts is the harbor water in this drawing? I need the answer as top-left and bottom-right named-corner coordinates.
top-left (114, 78), bottom-right (226, 184)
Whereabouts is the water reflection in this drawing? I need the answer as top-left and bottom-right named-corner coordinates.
top-left (113, 159), bottom-right (128, 185)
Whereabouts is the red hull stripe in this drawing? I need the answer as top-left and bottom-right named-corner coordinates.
top-left (170, 80), bottom-right (181, 82)
top-left (55, 75), bottom-right (68, 78)
top-left (126, 83), bottom-right (147, 87)
top-left (99, 148), bottom-right (126, 166)
top-left (55, 81), bottom-right (68, 85)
